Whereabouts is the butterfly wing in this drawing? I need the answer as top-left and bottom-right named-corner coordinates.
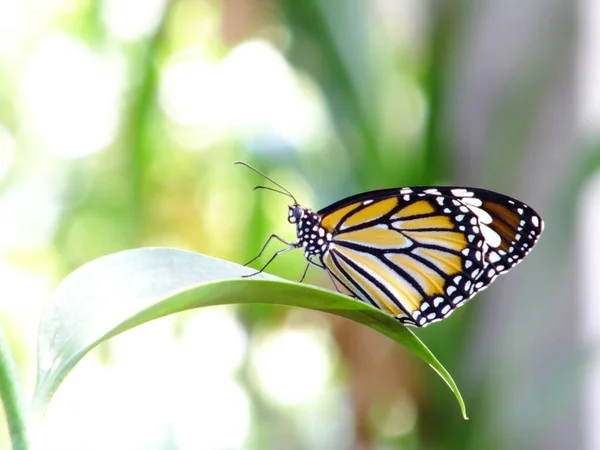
top-left (318, 186), bottom-right (544, 327)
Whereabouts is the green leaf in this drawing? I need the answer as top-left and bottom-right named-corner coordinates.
top-left (0, 325), bottom-right (30, 450)
top-left (33, 248), bottom-right (467, 419)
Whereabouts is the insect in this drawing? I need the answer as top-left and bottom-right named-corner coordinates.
top-left (237, 162), bottom-right (544, 327)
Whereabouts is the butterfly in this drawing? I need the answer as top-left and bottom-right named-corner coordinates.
top-left (237, 162), bottom-right (544, 327)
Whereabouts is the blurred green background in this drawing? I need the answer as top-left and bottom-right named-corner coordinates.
top-left (0, 0), bottom-right (595, 449)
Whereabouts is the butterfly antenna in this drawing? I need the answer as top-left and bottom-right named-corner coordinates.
top-left (235, 161), bottom-right (298, 204)
top-left (253, 185), bottom-right (295, 198)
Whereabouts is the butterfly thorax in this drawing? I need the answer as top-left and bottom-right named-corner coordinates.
top-left (288, 205), bottom-right (332, 258)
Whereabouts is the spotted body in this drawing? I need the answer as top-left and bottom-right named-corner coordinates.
top-left (285, 186), bottom-right (544, 327)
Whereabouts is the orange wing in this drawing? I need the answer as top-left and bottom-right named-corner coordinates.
top-left (318, 187), bottom-right (543, 327)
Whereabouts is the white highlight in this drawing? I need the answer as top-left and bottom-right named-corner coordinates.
top-left (22, 34), bottom-right (122, 158)
top-left (0, 123), bottom-right (16, 181)
top-left (251, 328), bottom-right (331, 406)
top-left (160, 40), bottom-right (324, 149)
top-left (102, 0), bottom-right (167, 41)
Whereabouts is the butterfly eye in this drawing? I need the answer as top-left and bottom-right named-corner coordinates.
top-left (288, 206), bottom-right (304, 224)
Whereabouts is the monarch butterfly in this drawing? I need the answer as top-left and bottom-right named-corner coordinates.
top-left (237, 162), bottom-right (544, 327)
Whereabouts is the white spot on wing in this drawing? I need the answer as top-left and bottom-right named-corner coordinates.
top-left (461, 197), bottom-right (483, 207)
top-left (481, 223), bottom-right (501, 248)
top-left (466, 205), bottom-right (492, 224)
top-left (451, 188), bottom-right (474, 197)
top-left (531, 215), bottom-right (539, 227)
top-left (488, 252), bottom-right (501, 263)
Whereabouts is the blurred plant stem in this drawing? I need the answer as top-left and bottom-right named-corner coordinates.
top-left (422, 1), bottom-right (464, 184)
top-left (121, 1), bottom-right (175, 245)
top-left (280, 0), bottom-right (382, 185)
top-left (0, 325), bottom-right (29, 450)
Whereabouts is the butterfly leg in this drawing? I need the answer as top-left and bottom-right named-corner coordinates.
top-left (299, 263), bottom-right (310, 283)
top-left (326, 271), bottom-right (358, 299)
top-left (244, 234), bottom-right (296, 267)
top-left (297, 256), bottom-right (327, 283)
top-left (243, 245), bottom-right (298, 278)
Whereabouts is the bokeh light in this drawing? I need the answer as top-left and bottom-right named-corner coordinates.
top-left (101, 0), bottom-right (168, 42)
top-left (250, 327), bottom-right (333, 406)
top-left (160, 40), bottom-right (327, 150)
top-left (20, 34), bottom-right (123, 158)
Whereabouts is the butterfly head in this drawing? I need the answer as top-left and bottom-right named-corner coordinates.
top-left (287, 205), bottom-right (305, 224)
